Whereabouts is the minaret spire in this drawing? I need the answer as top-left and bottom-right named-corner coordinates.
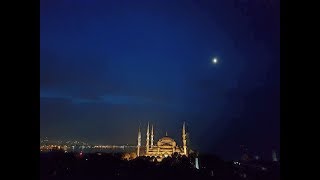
top-left (137, 125), bottom-right (141, 157)
top-left (146, 122), bottom-right (150, 153)
top-left (151, 124), bottom-right (154, 148)
top-left (182, 121), bottom-right (187, 156)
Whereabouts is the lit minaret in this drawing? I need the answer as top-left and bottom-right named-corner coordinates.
top-left (195, 157), bottom-right (199, 169)
top-left (272, 150), bottom-right (278, 162)
top-left (137, 126), bottom-right (141, 157)
top-left (182, 122), bottom-right (187, 156)
top-left (146, 122), bottom-right (150, 153)
top-left (151, 124), bottom-right (154, 148)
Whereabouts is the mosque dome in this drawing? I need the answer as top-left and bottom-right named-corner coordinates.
top-left (157, 136), bottom-right (176, 147)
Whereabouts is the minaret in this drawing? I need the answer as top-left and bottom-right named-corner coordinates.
top-left (151, 124), bottom-right (154, 148)
top-left (137, 126), bottom-right (141, 157)
top-left (146, 122), bottom-right (150, 153)
top-left (195, 157), bottom-right (199, 169)
top-left (182, 122), bottom-right (187, 156)
top-left (272, 150), bottom-right (278, 162)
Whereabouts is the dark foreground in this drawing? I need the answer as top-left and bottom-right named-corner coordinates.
top-left (40, 152), bottom-right (279, 180)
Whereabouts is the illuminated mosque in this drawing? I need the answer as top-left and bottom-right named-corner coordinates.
top-left (136, 122), bottom-right (188, 161)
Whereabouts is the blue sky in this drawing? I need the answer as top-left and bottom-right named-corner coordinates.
top-left (40, 0), bottom-right (279, 160)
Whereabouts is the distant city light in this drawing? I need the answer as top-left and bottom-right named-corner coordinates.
top-left (233, 161), bottom-right (241, 165)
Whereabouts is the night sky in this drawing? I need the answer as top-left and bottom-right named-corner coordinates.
top-left (40, 0), bottom-right (279, 160)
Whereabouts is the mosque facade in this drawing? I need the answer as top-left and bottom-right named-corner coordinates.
top-left (136, 122), bottom-right (188, 160)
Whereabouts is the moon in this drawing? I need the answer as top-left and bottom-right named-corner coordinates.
top-left (212, 57), bottom-right (218, 64)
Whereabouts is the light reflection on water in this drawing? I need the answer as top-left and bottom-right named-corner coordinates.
top-left (79, 147), bottom-right (135, 153)
top-left (48, 147), bottom-right (136, 154)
